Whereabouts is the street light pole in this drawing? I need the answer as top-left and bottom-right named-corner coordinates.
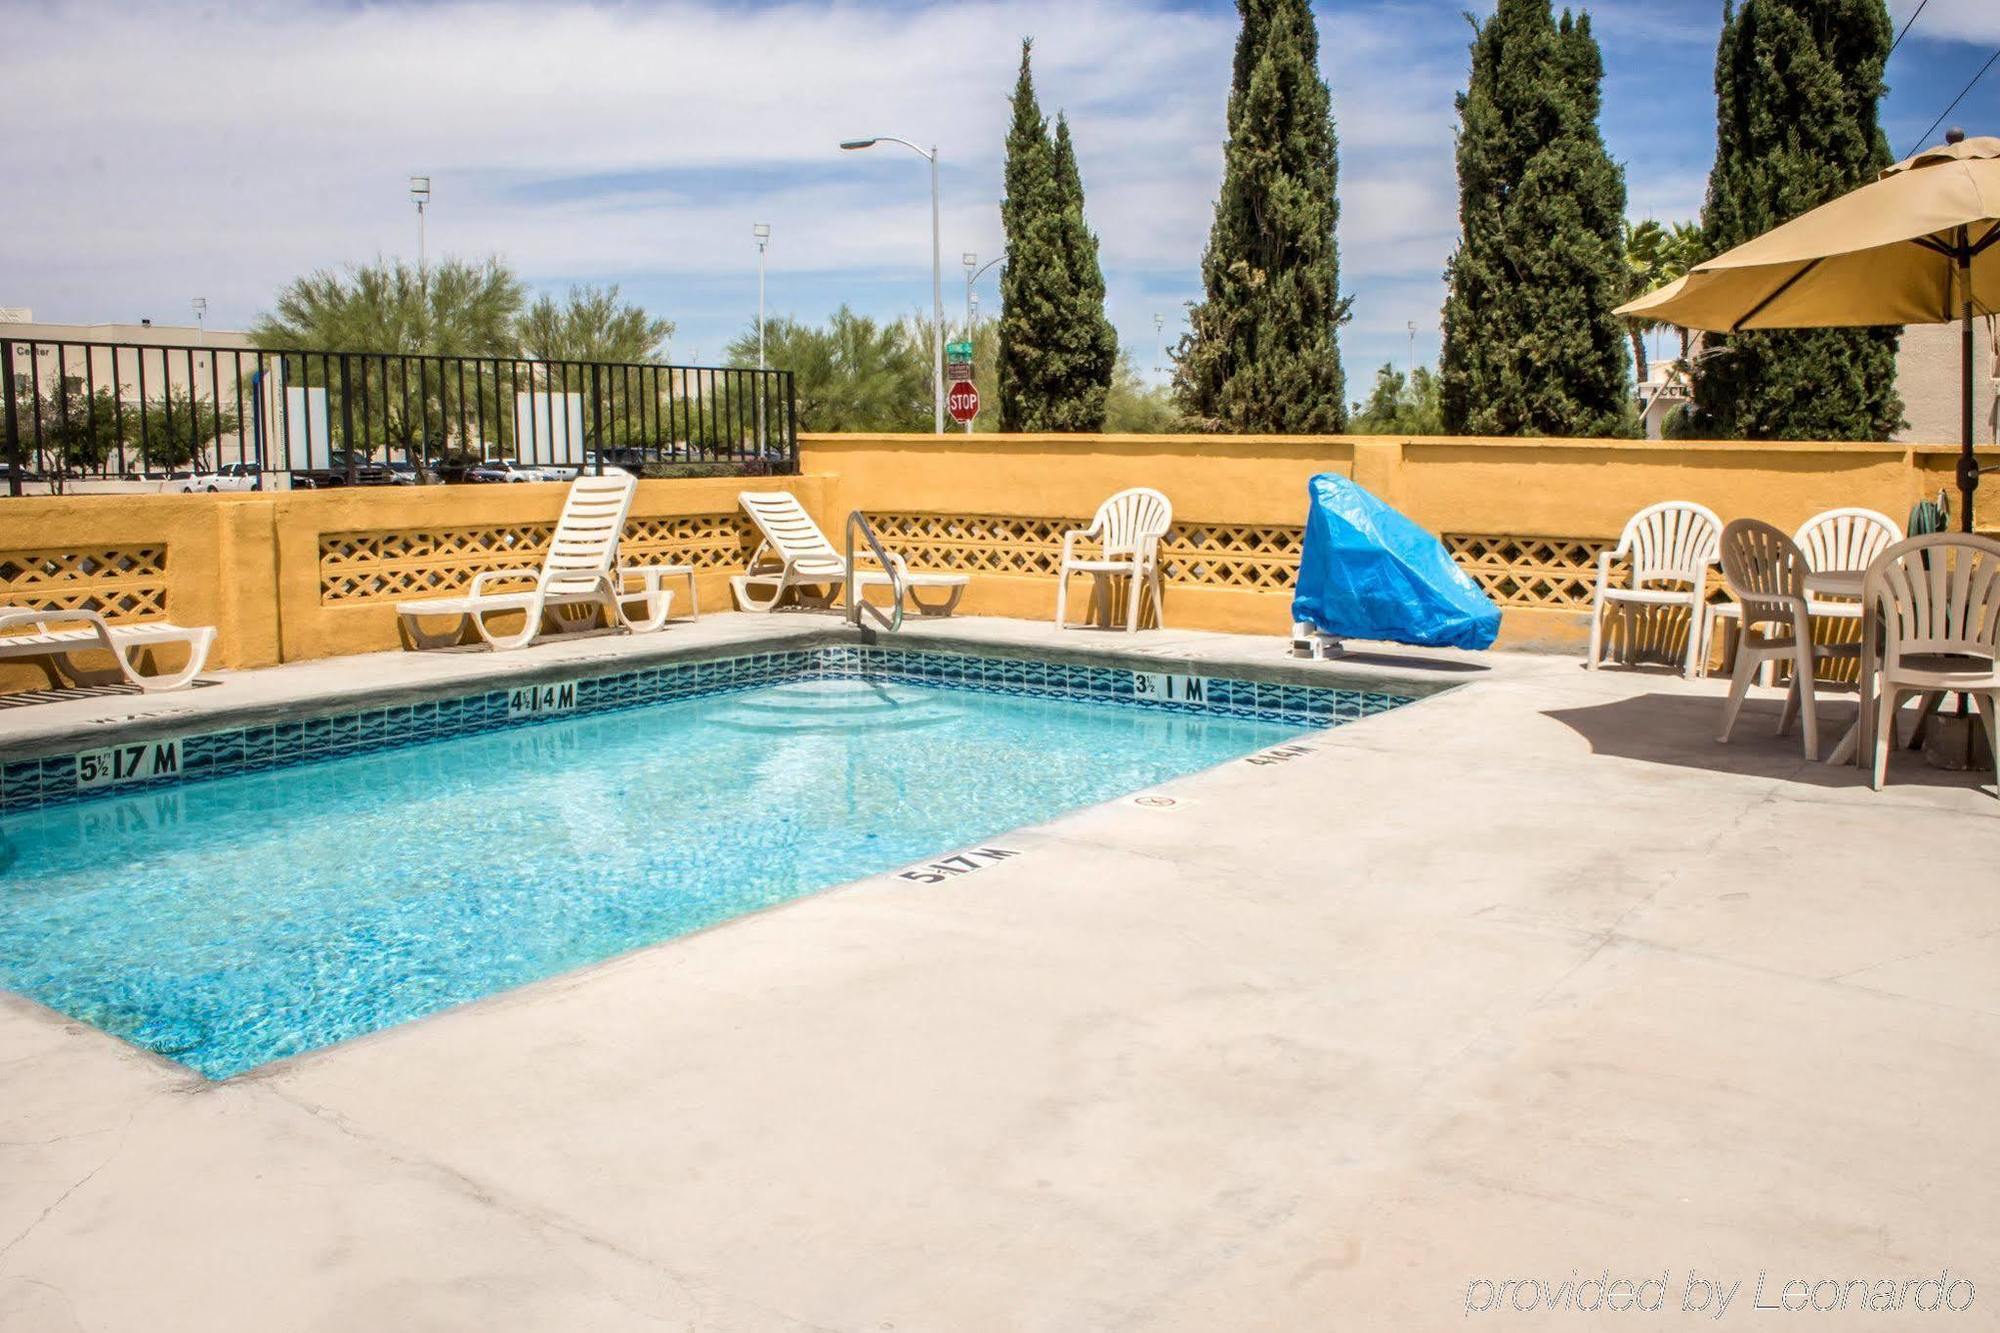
top-left (963, 252), bottom-right (977, 337)
top-left (409, 175), bottom-right (431, 276)
top-left (754, 222), bottom-right (772, 451)
top-left (754, 223), bottom-right (771, 369)
top-left (192, 298), bottom-right (207, 334)
top-left (841, 136), bottom-right (944, 433)
top-left (1153, 313), bottom-right (1165, 377)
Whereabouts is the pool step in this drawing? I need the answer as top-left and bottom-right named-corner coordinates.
top-left (701, 680), bottom-right (958, 735)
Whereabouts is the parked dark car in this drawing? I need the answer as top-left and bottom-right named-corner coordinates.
top-left (291, 451), bottom-right (396, 489)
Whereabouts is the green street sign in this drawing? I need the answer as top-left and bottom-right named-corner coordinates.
top-left (945, 340), bottom-right (974, 361)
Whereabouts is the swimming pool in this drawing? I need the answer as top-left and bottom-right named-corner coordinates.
top-left (0, 648), bottom-right (1413, 1077)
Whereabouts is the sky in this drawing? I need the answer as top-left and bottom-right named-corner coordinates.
top-left (4, 0), bottom-right (1998, 393)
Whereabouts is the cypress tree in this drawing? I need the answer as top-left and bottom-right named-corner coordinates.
top-left (997, 41), bottom-right (1117, 432)
top-left (1689, 0), bottom-right (1901, 440)
top-left (998, 40), bottom-right (1056, 432)
top-left (1174, 0), bottom-right (1347, 433)
top-left (1439, 1), bottom-right (1634, 437)
top-left (1049, 114), bottom-right (1118, 430)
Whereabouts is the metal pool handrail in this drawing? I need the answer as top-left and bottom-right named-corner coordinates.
top-left (845, 510), bottom-right (905, 633)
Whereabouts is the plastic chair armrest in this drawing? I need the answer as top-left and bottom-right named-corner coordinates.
top-left (471, 567), bottom-right (543, 595)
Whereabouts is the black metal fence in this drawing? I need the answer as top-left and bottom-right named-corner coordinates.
top-left (0, 337), bottom-right (797, 494)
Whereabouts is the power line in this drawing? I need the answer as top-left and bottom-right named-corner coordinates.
top-left (1908, 46), bottom-right (2000, 156)
top-left (1888, 0), bottom-right (1927, 58)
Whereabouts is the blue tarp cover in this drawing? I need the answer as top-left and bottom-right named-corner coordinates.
top-left (1290, 472), bottom-right (1501, 650)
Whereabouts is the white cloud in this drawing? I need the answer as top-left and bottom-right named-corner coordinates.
top-left (1891, 0), bottom-right (2000, 43)
top-left (5, 0), bottom-right (1979, 386)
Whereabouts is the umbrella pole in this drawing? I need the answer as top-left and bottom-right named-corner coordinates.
top-left (1959, 242), bottom-right (1978, 534)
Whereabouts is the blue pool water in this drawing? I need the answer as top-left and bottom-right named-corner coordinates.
top-left (0, 677), bottom-right (1312, 1077)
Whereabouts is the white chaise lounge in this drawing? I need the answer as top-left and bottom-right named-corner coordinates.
top-left (730, 491), bottom-right (968, 616)
top-left (396, 472), bottom-right (675, 651)
top-left (0, 608), bottom-right (215, 692)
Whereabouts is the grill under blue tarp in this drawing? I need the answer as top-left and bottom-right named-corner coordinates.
top-left (1290, 473), bottom-right (1501, 651)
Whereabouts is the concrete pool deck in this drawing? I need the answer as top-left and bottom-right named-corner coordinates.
top-left (1, 614), bottom-right (1996, 1330)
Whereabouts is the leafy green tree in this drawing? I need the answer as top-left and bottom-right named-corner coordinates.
top-left (1105, 355), bottom-right (1190, 433)
top-left (726, 306), bottom-right (928, 433)
top-left (135, 388), bottom-right (241, 471)
top-left (17, 377), bottom-right (123, 490)
top-left (253, 257), bottom-right (526, 461)
top-left (1350, 364), bottom-right (1445, 435)
top-left (1174, 0), bottom-right (1347, 433)
top-left (252, 257), bottom-right (523, 355)
top-left (1688, 0), bottom-right (1900, 440)
top-left (1440, 1), bottom-right (1634, 438)
top-left (517, 284), bottom-right (673, 364)
top-left (997, 41), bottom-right (1117, 431)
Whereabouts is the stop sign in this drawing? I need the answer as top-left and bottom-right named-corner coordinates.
top-left (947, 380), bottom-right (980, 424)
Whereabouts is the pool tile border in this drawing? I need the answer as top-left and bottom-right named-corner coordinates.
top-left (0, 647), bottom-right (1414, 815)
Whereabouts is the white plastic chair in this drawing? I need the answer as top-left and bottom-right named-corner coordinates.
top-left (1055, 488), bottom-right (1173, 632)
top-left (0, 608), bottom-right (215, 692)
top-left (1715, 519), bottom-right (1858, 761)
top-left (1862, 533), bottom-right (2000, 795)
top-left (1588, 501), bottom-right (1721, 677)
top-left (1795, 507), bottom-right (1903, 618)
top-left (1711, 507), bottom-right (1905, 683)
top-left (397, 472), bottom-right (670, 650)
top-left (729, 492), bottom-right (967, 615)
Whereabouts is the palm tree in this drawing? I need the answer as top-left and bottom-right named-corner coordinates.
top-left (1621, 219), bottom-right (1706, 384)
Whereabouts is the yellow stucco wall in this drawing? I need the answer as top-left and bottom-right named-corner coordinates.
top-left (0, 476), bottom-right (827, 688)
top-left (0, 437), bottom-right (1983, 691)
top-left (799, 433), bottom-right (1974, 649)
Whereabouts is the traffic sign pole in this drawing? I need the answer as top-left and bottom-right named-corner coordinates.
top-left (946, 341), bottom-right (976, 433)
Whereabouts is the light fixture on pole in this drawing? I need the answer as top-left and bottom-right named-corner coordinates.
top-left (1406, 320), bottom-right (1417, 378)
top-left (192, 297), bottom-right (207, 333)
top-left (754, 223), bottom-right (772, 370)
top-left (962, 252), bottom-right (978, 336)
top-left (964, 253), bottom-right (1008, 330)
top-left (841, 136), bottom-right (944, 433)
top-left (1153, 312), bottom-right (1166, 377)
top-left (409, 175), bottom-right (432, 273)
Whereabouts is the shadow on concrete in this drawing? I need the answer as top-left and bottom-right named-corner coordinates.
top-left (1328, 650), bottom-right (1490, 675)
top-left (1544, 691), bottom-right (1984, 792)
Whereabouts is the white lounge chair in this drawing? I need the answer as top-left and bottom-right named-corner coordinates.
top-left (396, 472), bottom-right (673, 651)
top-left (0, 608), bottom-right (215, 692)
top-left (1863, 533), bottom-right (2000, 795)
top-left (1055, 487), bottom-right (1173, 632)
top-left (1588, 500), bottom-right (1721, 677)
top-left (729, 491), bottom-right (967, 616)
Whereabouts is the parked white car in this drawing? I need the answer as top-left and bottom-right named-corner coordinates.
top-left (159, 463), bottom-right (260, 493)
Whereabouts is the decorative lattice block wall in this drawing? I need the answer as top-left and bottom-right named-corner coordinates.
top-left (1443, 534), bottom-right (1613, 609)
top-left (0, 546), bottom-right (170, 621)
top-left (863, 513), bottom-right (1305, 591)
top-left (319, 512), bottom-right (757, 604)
top-left (866, 513), bottom-right (1615, 608)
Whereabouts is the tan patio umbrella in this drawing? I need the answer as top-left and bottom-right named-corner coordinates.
top-left (1617, 129), bottom-right (2000, 531)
